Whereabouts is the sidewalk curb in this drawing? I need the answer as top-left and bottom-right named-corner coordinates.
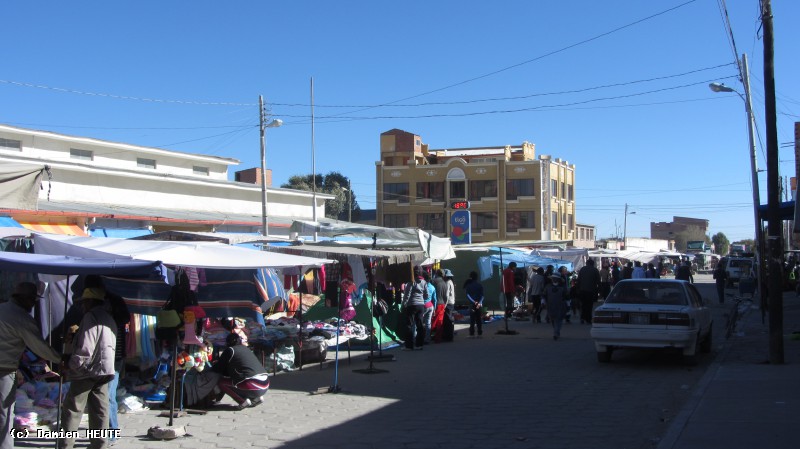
top-left (655, 322), bottom-right (734, 449)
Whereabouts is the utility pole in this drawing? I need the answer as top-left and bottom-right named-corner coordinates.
top-left (740, 54), bottom-right (769, 323)
top-left (623, 203), bottom-right (629, 250)
top-left (259, 95), bottom-right (268, 238)
top-left (762, 0), bottom-right (784, 364)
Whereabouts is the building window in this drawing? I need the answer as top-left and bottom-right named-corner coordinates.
top-left (568, 185), bottom-right (574, 202)
top-left (193, 166), bottom-right (209, 176)
top-left (415, 181), bottom-right (444, 202)
top-left (507, 211), bottom-right (535, 232)
top-left (469, 180), bottom-right (497, 200)
top-left (561, 182), bottom-right (565, 199)
top-left (417, 213), bottom-right (445, 234)
top-left (550, 179), bottom-right (558, 198)
top-left (551, 211), bottom-right (558, 230)
top-left (0, 138), bottom-right (21, 151)
top-left (568, 214), bottom-right (574, 229)
top-left (383, 182), bottom-right (410, 203)
top-left (473, 212), bottom-right (498, 233)
top-left (137, 158), bottom-right (157, 169)
top-left (383, 213), bottom-right (409, 228)
top-left (449, 180), bottom-right (466, 200)
top-left (70, 148), bottom-right (93, 161)
top-left (506, 178), bottom-right (535, 200)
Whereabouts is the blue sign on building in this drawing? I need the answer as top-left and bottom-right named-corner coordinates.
top-left (450, 210), bottom-right (471, 245)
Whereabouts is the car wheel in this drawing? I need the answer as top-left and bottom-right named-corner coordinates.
top-left (597, 348), bottom-right (612, 363)
top-left (700, 325), bottom-right (713, 354)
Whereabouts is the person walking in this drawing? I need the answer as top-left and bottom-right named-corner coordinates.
top-left (543, 274), bottom-right (569, 340)
top-left (645, 263), bottom-right (657, 278)
top-left (502, 262), bottom-right (517, 319)
top-left (713, 263), bottom-right (728, 304)
top-left (441, 269), bottom-right (456, 342)
top-left (402, 266), bottom-right (428, 350)
top-left (675, 261), bottom-right (694, 283)
top-left (0, 282), bottom-right (61, 449)
top-left (622, 262), bottom-right (634, 280)
top-left (527, 267), bottom-right (546, 323)
top-left (60, 286), bottom-right (117, 449)
top-left (632, 261), bottom-right (646, 279)
top-left (431, 269), bottom-right (447, 342)
top-left (464, 271), bottom-right (484, 338)
top-left (423, 272), bottom-right (437, 344)
top-left (611, 261), bottom-right (622, 286)
top-left (577, 259), bottom-right (601, 324)
top-left (83, 275), bottom-right (129, 445)
top-left (599, 263), bottom-right (611, 300)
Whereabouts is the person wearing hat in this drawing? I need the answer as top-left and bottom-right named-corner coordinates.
top-left (0, 282), bottom-right (61, 449)
top-left (60, 286), bottom-right (117, 449)
top-left (543, 273), bottom-right (569, 340)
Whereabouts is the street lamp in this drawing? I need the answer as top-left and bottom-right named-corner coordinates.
top-left (623, 203), bottom-right (635, 250)
top-left (342, 185), bottom-right (352, 222)
top-left (709, 53), bottom-right (766, 310)
top-left (259, 95), bottom-right (282, 237)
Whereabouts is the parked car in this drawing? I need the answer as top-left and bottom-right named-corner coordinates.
top-left (724, 257), bottom-right (754, 287)
top-left (590, 279), bottom-right (713, 364)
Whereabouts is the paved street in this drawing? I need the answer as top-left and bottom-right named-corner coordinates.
top-left (16, 274), bottom-right (797, 449)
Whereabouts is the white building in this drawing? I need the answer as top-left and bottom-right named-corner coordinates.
top-left (0, 124), bottom-right (331, 236)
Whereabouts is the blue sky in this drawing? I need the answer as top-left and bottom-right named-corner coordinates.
top-left (2, 1), bottom-right (798, 243)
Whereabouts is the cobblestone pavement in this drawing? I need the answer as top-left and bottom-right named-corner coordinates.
top-left (15, 275), bottom-right (797, 449)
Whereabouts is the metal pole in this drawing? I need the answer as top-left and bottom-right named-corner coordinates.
top-left (311, 77), bottom-right (318, 241)
top-left (740, 54), bottom-right (769, 315)
top-left (348, 181), bottom-right (352, 222)
top-left (762, 0), bottom-right (784, 364)
top-left (623, 203), bottom-right (628, 250)
top-left (259, 95), bottom-right (269, 237)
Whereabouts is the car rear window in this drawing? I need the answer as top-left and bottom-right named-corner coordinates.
top-left (729, 260), bottom-right (742, 267)
top-left (606, 283), bottom-right (688, 306)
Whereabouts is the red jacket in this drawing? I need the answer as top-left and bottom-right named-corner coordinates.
top-left (502, 268), bottom-right (516, 294)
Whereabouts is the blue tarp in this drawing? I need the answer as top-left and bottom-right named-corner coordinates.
top-left (89, 228), bottom-right (153, 238)
top-left (488, 251), bottom-right (574, 272)
top-left (0, 252), bottom-right (161, 276)
top-left (0, 217), bottom-right (23, 228)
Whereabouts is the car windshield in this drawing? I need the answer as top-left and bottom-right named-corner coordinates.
top-left (606, 282), bottom-right (688, 306)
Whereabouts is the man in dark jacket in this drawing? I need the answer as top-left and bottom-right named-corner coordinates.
top-left (576, 259), bottom-right (601, 324)
top-left (212, 333), bottom-right (269, 410)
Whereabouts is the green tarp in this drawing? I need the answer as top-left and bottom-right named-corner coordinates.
top-left (303, 290), bottom-right (402, 347)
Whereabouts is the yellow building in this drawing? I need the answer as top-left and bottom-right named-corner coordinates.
top-left (375, 129), bottom-right (575, 243)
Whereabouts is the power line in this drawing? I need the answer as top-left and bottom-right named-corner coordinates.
top-left (272, 63), bottom-right (734, 108)
top-left (0, 79), bottom-right (257, 106)
top-left (321, 0), bottom-right (701, 120)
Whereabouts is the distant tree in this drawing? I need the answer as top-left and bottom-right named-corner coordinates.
top-left (281, 172), bottom-right (360, 221)
top-left (712, 232), bottom-right (730, 255)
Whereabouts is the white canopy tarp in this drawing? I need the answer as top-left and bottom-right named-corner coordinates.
top-left (34, 234), bottom-right (335, 269)
top-left (289, 220), bottom-right (455, 260)
top-left (0, 163), bottom-right (45, 210)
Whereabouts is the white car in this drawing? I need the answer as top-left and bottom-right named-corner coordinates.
top-left (591, 279), bottom-right (713, 364)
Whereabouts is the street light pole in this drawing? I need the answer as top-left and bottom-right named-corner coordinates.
top-left (623, 204), bottom-right (635, 250)
top-left (709, 53), bottom-right (767, 319)
top-left (348, 181), bottom-right (352, 223)
top-left (259, 95), bottom-right (282, 238)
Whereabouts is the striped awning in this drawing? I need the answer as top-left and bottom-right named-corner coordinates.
top-left (19, 222), bottom-right (87, 236)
